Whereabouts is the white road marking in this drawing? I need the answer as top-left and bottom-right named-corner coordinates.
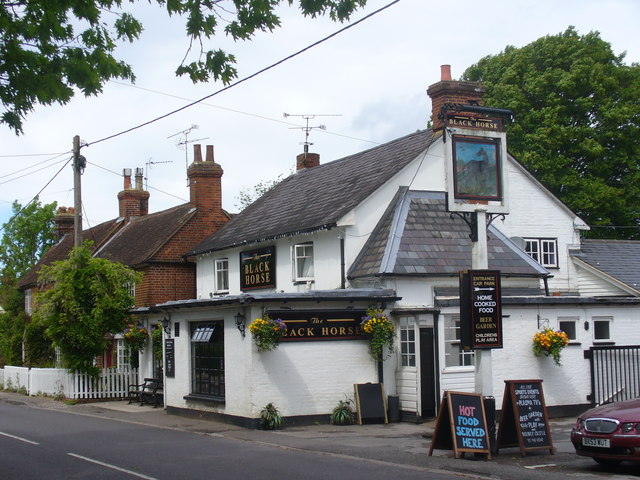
top-left (524, 464), bottom-right (557, 469)
top-left (67, 453), bottom-right (158, 480)
top-left (0, 431), bottom-right (39, 445)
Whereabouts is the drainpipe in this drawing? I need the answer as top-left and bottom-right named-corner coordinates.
top-left (340, 236), bottom-right (346, 289)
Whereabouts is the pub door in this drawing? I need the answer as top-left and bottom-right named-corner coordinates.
top-left (420, 327), bottom-right (437, 418)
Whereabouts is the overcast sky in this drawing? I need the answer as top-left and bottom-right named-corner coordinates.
top-left (1, 0), bottom-right (638, 232)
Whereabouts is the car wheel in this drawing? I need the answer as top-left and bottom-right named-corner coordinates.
top-left (593, 458), bottom-right (621, 467)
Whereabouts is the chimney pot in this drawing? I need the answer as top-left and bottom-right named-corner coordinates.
top-left (123, 168), bottom-right (132, 189)
top-left (135, 167), bottom-right (143, 190)
top-left (441, 64), bottom-right (452, 81)
top-left (206, 145), bottom-right (214, 163)
top-left (193, 144), bottom-right (203, 163)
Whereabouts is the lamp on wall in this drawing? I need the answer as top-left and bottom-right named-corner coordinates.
top-left (161, 316), bottom-right (171, 335)
top-left (234, 311), bottom-right (246, 337)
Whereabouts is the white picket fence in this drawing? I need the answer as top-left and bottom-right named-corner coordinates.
top-left (1, 366), bottom-right (138, 400)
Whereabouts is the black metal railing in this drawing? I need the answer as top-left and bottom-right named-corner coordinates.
top-left (586, 345), bottom-right (640, 406)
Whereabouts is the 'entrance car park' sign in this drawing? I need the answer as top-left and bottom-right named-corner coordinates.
top-left (460, 270), bottom-right (503, 349)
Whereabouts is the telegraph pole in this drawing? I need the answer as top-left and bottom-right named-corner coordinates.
top-left (72, 135), bottom-right (84, 248)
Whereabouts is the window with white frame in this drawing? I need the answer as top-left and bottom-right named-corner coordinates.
top-left (24, 288), bottom-right (33, 315)
top-left (558, 317), bottom-right (578, 341)
top-left (524, 238), bottom-right (558, 268)
top-left (117, 338), bottom-right (131, 370)
top-left (125, 282), bottom-right (135, 299)
top-left (444, 315), bottom-right (474, 367)
top-left (399, 316), bottom-right (416, 367)
top-left (215, 258), bottom-right (229, 293)
top-left (593, 316), bottom-right (612, 342)
top-left (294, 243), bottom-right (314, 281)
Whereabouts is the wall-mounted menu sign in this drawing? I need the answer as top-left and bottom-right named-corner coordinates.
top-left (164, 339), bottom-right (175, 378)
top-left (497, 380), bottom-right (554, 456)
top-left (240, 246), bottom-right (276, 291)
top-left (429, 391), bottom-right (492, 459)
top-left (268, 309), bottom-right (367, 342)
top-left (460, 270), bottom-right (503, 349)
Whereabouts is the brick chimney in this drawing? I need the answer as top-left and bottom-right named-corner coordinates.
top-left (427, 65), bottom-right (485, 131)
top-left (54, 206), bottom-right (75, 241)
top-left (118, 167), bottom-right (150, 219)
top-left (187, 144), bottom-right (223, 213)
top-left (296, 151), bottom-right (320, 170)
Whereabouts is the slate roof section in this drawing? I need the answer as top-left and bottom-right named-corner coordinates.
top-left (348, 190), bottom-right (548, 278)
top-left (188, 129), bottom-right (438, 255)
top-left (572, 239), bottom-right (640, 294)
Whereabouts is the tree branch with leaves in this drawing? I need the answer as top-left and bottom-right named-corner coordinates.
top-left (32, 243), bottom-right (142, 376)
top-left (1, 0), bottom-right (368, 133)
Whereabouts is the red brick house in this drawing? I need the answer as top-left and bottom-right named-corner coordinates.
top-left (18, 145), bottom-right (229, 368)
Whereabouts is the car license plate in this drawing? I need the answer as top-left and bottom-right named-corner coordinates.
top-left (582, 437), bottom-right (610, 448)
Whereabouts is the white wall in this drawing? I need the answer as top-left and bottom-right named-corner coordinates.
top-left (500, 160), bottom-right (584, 293)
top-left (436, 303), bottom-right (640, 411)
top-left (164, 303), bottom-right (380, 420)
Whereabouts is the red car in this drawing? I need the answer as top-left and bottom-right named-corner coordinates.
top-left (571, 397), bottom-right (640, 466)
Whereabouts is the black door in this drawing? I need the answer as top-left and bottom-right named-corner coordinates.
top-left (420, 328), bottom-right (437, 418)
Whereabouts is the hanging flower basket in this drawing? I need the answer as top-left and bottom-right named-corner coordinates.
top-left (360, 307), bottom-right (396, 361)
top-left (124, 323), bottom-right (149, 352)
top-left (532, 328), bottom-right (569, 366)
top-left (248, 314), bottom-right (287, 352)
top-left (124, 323), bottom-right (149, 368)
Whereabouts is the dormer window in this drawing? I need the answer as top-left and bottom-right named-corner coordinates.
top-left (294, 243), bottom-right (314, 282)
top-left (524, 238), bottom-right (558, 268)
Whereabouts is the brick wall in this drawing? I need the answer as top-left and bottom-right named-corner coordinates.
top-left (427, 80), bottom-right (485, 131)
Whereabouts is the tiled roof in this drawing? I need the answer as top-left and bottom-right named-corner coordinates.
top-left (96, 204), bottom-right (195, 266)
top-left (572, 239), bottom-right (640, 293)
top-left (348, 190), bottom-right (548, 278)
top-left (18, 219), bottom-right (121, 288)
top-left (18, 203), bottom-right (196, 288)
top-left (188, 129), bottom-right (437, 255)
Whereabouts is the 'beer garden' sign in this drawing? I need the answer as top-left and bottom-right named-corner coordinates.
top-left (460, 270), bottom-right (503, 349)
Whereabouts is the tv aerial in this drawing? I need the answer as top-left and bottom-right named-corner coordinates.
top-left (167, 125), bottom-right (209, 184)
top-left (283, 113), bottom-right (341, 154)
top-left (144, 157), bottom-right (173, 190)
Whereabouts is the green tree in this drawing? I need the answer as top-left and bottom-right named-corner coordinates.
top-left (463, 27), bottom-right (640, 239)
top-left (33, 243), bottom-right (142, 376)
top-left (0, 198), bottom-right (58, 285)
top-left (235, 173), bottom-right (287, 211)
top-left (1, 0), bottom-right (367, 133)
top-left (0, 198), bottom-right (56, 366)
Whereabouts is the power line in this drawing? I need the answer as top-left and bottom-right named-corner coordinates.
top-left (0, 157), bottom-right (73, 233)
top-left (109, 80), bottom-right (380, 146)
top-left (87, 161), bottom-right (188, 203)
top-left (86, 0), bottom-right (400, 148)
top-left (0, 153), bottom-right (70, 184)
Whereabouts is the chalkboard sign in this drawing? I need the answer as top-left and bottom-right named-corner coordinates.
top-left (164, 339), bottom-right (175, 378)
top-left (429, 391), bottom-right (491, 459)
top-left (354, 383), bottom-right (387, 424)
top-left (497, 380), bottom-right (553, 456)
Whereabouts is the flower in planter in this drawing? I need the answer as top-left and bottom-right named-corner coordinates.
top-left (532, 328), bottom-right (569, 366)
top-left (360, 307), bottom-right (396, 361)
top-left (248, 314), bottom-right (287, 352)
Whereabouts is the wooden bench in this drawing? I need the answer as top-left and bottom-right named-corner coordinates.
top-left (128, 378), bottom-right (163, 408)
